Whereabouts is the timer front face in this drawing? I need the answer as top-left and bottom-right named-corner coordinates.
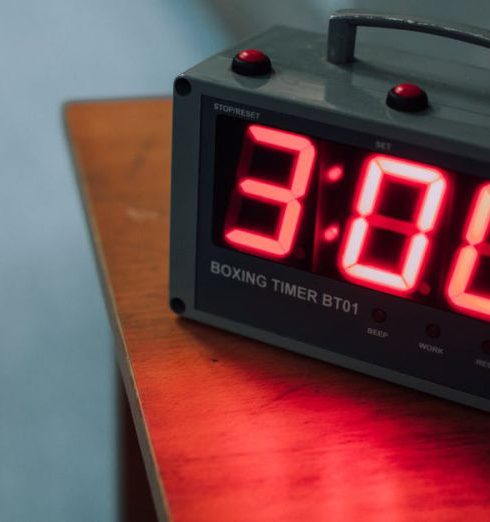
top-left (213, 115), bottom-right (490, 322)
top-left (184, 96), bottom-right (490, 411)
top-left (170, 23), bottom-right (490, 412)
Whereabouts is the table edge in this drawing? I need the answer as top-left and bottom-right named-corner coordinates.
top-left (63, 99), bottom-right (172, 522)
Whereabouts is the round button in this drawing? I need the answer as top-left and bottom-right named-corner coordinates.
top-left (232, 49), bottom-right (272, 76)
top-left (482, 340), bottom-right (490, 355)
top-left (426, 323), bottom-right (441, 339)
top-left (372, 308), bottom-right (387, 323)
top-left (386, 83), bottom-right (429, 112)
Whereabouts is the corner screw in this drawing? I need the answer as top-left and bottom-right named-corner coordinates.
top-left (170, 297), bottom-right (186, 315)
top-left (174, 77), bottom-right (191, 96)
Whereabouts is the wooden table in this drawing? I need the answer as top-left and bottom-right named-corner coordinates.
top-left (66, 98), bottom-right (490, 522)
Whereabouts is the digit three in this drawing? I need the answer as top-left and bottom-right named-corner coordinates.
top-left (225, 125), bottom-right (316, 258)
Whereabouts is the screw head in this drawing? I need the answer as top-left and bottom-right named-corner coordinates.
top-left (174, 77), bottom-right (191, 96)
top-left (170, 297), bottom-right (186, 315)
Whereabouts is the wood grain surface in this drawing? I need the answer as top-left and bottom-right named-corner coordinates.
top-left (66, 98), bottom-right (490, 522)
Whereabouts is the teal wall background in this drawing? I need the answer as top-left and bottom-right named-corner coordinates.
top-left (0, 1), bottom-right (487, 520)
top-left (0, 2), bottom-right (226, 520)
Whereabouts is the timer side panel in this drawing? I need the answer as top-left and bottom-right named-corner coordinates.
top-left (169, 84), bottom-right (202, 311)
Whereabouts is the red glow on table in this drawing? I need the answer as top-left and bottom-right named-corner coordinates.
top-left (225, 124), bottom-right (316, 258)
top-left (446, 183), bottom-right (490, 320)
top-left (339, 155), bottom-right (447, 293)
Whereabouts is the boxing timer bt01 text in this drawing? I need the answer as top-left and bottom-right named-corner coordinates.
top-left (170, 10), bottom-right (490, 412)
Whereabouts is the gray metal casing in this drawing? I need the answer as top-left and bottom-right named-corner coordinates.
top-left (170, 26), bottom-right (490, 411)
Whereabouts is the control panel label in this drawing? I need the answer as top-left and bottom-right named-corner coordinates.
top-left (213, 103), bottom-right (260, 121)
top-left (210, 260), bottom-right (359, 315)
top-left (475, 359), bottom-right (490, 370)
top-left (418, 342), bottom-right (445, 356)
top-left (367, 328), bottom-right (389, 339)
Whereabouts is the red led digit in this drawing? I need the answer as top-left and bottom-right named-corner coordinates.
top-left (446, 183), bottom-right (490, 321)
top-left (339, 155), bottom-right (447, 293)
top-left (225, 125), bottom-right (316, 257)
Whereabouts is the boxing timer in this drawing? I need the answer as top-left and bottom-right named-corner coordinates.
top-left (170, 10), bottom-right (490, 411)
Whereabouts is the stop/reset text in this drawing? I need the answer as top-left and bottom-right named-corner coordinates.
top-left (210, 260), bottom-right (359, 315)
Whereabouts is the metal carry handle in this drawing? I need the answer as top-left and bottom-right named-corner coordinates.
top-left (327, 9), bottom-right (490, 64)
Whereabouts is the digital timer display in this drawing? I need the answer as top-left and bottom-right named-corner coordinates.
top-left (213, 116), bottom-right (490, 322)
top-left (171, 16), bottom-right (490, 411)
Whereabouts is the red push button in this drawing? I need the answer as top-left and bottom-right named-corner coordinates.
top-left (387, 83), bottom-right (429, 112)
top-left (232, 49), bottom-right (272, 76)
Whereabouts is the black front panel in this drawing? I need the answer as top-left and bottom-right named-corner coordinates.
top-left (212, 115), bottom-right (490, 317)
top-left (196, 97), bottom-right (490, 400)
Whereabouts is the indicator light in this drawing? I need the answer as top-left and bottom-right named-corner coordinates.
top-left (387, 83), bottom-right (429, 112)
top-left (232, 49), bottom-right (272, 76)
top-left (324, 223), bottom-right (340, 242)
top-left (426, 324), bottom-right (441, 339)
top-left (325, 164), bottom-right (344, 182)
top-left (372, 308), bottom-right (387, 323)
top-left (482, 340), bottom-right (490, 355)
